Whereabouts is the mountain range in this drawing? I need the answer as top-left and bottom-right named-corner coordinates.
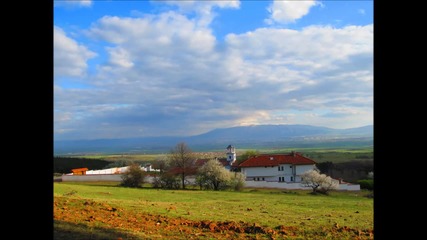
top-left (54, 124), bottom-right (373, 155)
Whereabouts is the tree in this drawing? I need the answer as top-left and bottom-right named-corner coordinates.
top-left (121, 163), bottom-right (146, 188)
top-left (197, 159), bottom-right (231, 190)
top-left (196, 159), bottom-right (246, 191)
top-left (104, 159), bottom-right (131, 169)
top-left (153, 154), bottom-right (169, 173)
top-left (237, 150), bottom-right (259, 164)
top-left (229, 172), bottom-right (246, 191)
top-left (316, 161), bottom-right (334, 175)
top-left (301, 169), bottom-right (338, 194)
top-left (152, 172), bottom-right (181, 189)
top-left (169, 142), bottom-right (196, 189)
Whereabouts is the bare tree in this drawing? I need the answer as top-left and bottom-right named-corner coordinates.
top-left (169, 142), bottom-right (196, 189)
top-left (301, 169), bottom-right (338, 194)
top-left (153, 154), bottom-right (169, 173)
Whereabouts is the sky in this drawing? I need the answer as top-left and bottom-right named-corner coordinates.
top-left (54, 0), bottom-right (373, 141)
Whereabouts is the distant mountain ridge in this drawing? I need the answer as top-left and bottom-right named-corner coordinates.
top-left (54, 124), bottom-right (373, 155)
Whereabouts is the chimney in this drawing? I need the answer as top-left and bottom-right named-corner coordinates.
top-left (291, 151), bottom-right (296, 157)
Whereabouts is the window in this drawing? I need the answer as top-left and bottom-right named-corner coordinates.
top-left (281, 166), bottom-right (284, 171)
top-left (290, 176), bottom-right (293, 181)
top-left (278, 166), bottom-right (281, 171)
top-left (262, 177), bottom-right (265, 181)
top-left (290, 166), bottom-right (293, 168)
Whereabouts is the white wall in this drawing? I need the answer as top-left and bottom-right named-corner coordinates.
top-left (60, 174), bottom-right (360, 191)
top-left (242, 164), bottom-right (315, 183)
top-left (282, 164), bottom-right (293, 174)
top-left (242, 166), bottom-right (279, 178)
top-left (62, 174), bottom-right (123, 182)
top-left (245, 181), bottom-right (360, 191)
top-left (295, 165), bottom-right (315, 175)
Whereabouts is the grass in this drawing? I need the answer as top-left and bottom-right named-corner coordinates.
top-left (54, 182), bottom-right (373, 234)
top-left (69, 147), bottom-right (373, 165)
top-left (71, 154), bottom-right (160, 162)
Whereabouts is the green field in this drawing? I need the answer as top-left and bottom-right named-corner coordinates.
top-left (54, 182), bottom-right (373, 239)
top-left (69, 147), bottom-right (373, 165)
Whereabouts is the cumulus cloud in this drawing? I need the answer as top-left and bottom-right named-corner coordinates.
top-left (54, 0), bottom-right (92, 8)
top-left (54, 26), bottom-right (96, 77)
top-left (159, 0), bottom-right (240, 27)
top-left (55, 10), bottom-right (372, 140)
top-left (265, 0), bottom-right (319, 24)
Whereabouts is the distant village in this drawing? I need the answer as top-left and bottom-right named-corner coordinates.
top-left (62, 145), bottom-right (360, 191)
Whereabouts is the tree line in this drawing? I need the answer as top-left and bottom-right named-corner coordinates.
top-left (53, 156), bottom-right (111, 174)
top-left (122, 142), bottom-right (245, 191)
top-left (316, 160), bottom-right (373, 183)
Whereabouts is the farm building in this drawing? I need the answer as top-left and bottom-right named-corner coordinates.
top-left (66, 164), bottom-right (159, 176)
top-left (70, 168), bottom-right (89, 175)
top-left (238, 152), bottom-right (316, 183)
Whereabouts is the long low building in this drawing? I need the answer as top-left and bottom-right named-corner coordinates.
top-left (66, 165), bottom-right (160, 175)
top-left (238, 152), bottom-right (316, 183)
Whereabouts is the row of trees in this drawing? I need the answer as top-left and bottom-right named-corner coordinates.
top-left (121, 142), bottom-right (343, 194)
top-left (316, 160), bottom-right (373, 183)
top-left (121, 142), bottom-right (245, 191)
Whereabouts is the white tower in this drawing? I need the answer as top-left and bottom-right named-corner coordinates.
top-left (226, 144), bottom-right (236, 165)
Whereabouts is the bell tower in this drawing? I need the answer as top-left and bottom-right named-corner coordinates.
top-left (226, 144), bottom-right (236, 165)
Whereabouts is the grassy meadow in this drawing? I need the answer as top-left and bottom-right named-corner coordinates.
top-left (69, 147), bottom-right (373, 165)
top-left (54, 182), bottom-right (373, 239)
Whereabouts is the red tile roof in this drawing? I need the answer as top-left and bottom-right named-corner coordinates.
top-left (71, 168), bottom-right (88, 173)
top-left (195, 159), bottom-right (210, 166)
top-left (238, 152), bottom-right (316, 168)
top-left (218, 159), bottom-right (229, 167)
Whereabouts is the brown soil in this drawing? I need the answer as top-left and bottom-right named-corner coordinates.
top-left (54, 196), bottom-right (373, 239)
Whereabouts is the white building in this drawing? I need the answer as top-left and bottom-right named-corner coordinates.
top-left (239, 152), bottom-right (316, 183)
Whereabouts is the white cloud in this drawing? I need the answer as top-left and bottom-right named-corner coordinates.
top-left (265, 0), bottom-right (319, 24)
top-left (55, 10), bottom-right (373, 140)
top-left (358, 9), bottom-right (366, 15)
top-left (54, 0), bottom-right (92, 8)
top-left (106, 47), bottom-right (134, 68)
top-left (54, 26), bottom-right (96, 77)
top-left (159, 0), bottom-right (240, 27)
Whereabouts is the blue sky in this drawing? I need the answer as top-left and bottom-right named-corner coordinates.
top-left (54, 0), bottom-right (373, 141)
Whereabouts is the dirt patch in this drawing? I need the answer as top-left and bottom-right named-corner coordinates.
top-left (54, 196), bottom-right (373, 239)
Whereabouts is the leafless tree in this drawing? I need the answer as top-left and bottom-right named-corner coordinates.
top-left (169, 142), bottom-right (196, 189)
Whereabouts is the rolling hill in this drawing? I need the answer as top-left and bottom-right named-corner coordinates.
top-left (54, 124), bottom-right (373, 155)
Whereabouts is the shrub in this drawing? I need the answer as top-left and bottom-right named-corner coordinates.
top-left (120, 163), bottom-right (146, 188)
top-left (152, 173), bottom-right (181, 189)
top-left (230, 172), bottom-right (246, 191)
top-left (358, 179), bottom-right (374, 191)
